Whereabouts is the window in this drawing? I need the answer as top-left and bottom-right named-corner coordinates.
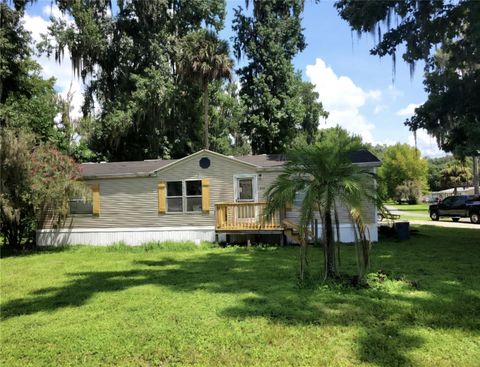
top-left (293, 190), bottom-right (305, 208)
top-left (237, 178), bottom-right (254, 201)
top-left (166, 180), bottom-right (203, 213)
top-left (167, 181), bottom-right (183, 212)
top-left (451, 196), bottom-right (466, 206)
top-left (441, 196), bottom-right (454, 205)
top-left (186, 180), bottom-right (202, 212)
top-left (69, 198), bottom-right (93, 215)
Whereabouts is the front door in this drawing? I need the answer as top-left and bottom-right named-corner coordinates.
top-left (234, 176), bottom-right (257, 224)
top-left (236, 177), bottom-right (255, 202)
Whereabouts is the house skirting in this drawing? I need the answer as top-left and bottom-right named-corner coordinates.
top-left (328, 223), bottom-right (378, 243)
top-left (288, 223), bottom-right (378, 244)
top-left (36, 226), bottom-right (216, 246)
top-left (36, 223), bottom-right (378, 246)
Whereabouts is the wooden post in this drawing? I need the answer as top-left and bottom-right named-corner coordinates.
top-left (314, 219), bottom-right (318, 244)
top-left (91, 184), bottom-right (101, 216)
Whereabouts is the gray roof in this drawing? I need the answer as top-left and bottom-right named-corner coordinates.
top-left (234, 150), bottom-right (380, 167)
top-left (234, 154), bottom-right (288, 167)
top-left (347, 150), bottom-right (381, 164)
top-left (80, 149), bottom-right (380, 178)
top-left (80, 159), bottom-right (175, 178)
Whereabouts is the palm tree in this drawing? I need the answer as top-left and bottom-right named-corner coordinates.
top-left (264, 142), bottom-right (379, 281)
top-left (177, 30), bottom-right (233, 150)
top-left (441, 161), bottom-right (472, 195)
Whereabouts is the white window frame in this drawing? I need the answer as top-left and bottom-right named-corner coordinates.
top-left (166, 179), bottom-right (203, 213)
top-left (233, 174), bottom-right (258, 202)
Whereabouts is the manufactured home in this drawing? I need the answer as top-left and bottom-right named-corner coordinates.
top-left (37, 149), bottom-right (381, 246)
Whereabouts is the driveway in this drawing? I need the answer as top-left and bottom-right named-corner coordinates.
top-left (407, 219), bottom-right (480, 229)
top-left (384, 205), bottom-right (480, 229)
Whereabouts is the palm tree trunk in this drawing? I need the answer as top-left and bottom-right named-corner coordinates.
top-left (324, 208), bottom-right (336, 279)
top-left (299, 233), bottom-right (307, 281)
top-left (473, 155), bottom-right (479, 195)
top-left (334, 206), bottom-right (341, 268)
top-left (203, 82), bottom-right (209, 150)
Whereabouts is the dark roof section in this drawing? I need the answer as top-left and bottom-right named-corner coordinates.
top-left (80, 159), bottom-right (175, 177)
top-left (346, 149), bottom-right (381, 164)
top-left (79, 149), bottom-right (380, 177)
top-left (235, 149), bottom-right (380, 167)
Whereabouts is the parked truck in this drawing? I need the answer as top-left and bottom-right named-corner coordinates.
top-left (429, 195), bottom-right (480, 224)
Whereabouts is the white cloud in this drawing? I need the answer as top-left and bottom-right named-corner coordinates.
top-left (22, 11), bottom-right (84, 120)
top-left (42, 4), bottom-right (64, 19)
top-left (367, 89), bottom-right (382, 100)
top-left (386, 84), bottom-right (403, 100)
top-left (397, 103), bottom-right (421, 117)
top-left (22, 13), bottom-right (49, 43)
top-left (42, 4), bottom-right (74, 25)
top-left (373, 104), bottom-right (387, 114)
top-left (408, 129), bottom-right (445, 158)
top-left (306, 58), bottom-right (380, 143)
top-left (375, 138), bottom-right (397, 146)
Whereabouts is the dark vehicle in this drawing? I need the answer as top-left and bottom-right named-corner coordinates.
top-left (429, 195), bottom-right (480, 224)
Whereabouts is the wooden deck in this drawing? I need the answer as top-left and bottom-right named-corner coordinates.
top-left (215, 202), bottom-right (282, 232)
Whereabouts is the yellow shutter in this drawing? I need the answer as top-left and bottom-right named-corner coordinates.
top-left (91, 183), bottom-right (100, 216)
top-left (202, 178), bottom-right (210, 214)
top-left (158, 182), bottom-right (166, 214)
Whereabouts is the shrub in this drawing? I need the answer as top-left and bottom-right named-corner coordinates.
top-left (0, 128), bottom-right (87, 249)
top-left (394, 180), bottom-right (422, 204)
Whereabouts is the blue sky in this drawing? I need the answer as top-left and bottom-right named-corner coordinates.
top-left (23, 0), bottom-right (444, 157)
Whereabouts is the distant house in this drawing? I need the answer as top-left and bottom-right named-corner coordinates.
top-left (431, 186), bottom-right (475, 201)
top-left (37, 149), bottom-right (381, 246)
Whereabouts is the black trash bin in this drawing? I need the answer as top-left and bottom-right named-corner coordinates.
top-left (394, 220), bottom-right (410, 240)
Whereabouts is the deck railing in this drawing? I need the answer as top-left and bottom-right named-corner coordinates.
top-left (215, 202), bottom-right (282, 230)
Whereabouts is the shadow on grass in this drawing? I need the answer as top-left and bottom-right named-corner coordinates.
top-left (0, 245), bottom-right (70, 259)
top-left (2, 228), bottom-right (480, 366)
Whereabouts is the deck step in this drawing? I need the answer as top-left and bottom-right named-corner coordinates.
top-left (282, 219), bottom-right (317, 244)
top-left (283, 228), bottom-right (300, 244)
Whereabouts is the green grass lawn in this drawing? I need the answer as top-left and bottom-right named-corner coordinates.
top-left (388, 203), bottom-right (431, 221)
top-left (1, 227), bottom-right (480, 366)
top-left (389, 203), bottom-right (431, 212)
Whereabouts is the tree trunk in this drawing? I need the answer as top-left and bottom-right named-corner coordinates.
top-left (473, 155), bottom-right (479, 195)
top-left (324, 209), bottom-right (337, 279)
top-left (203, 82), bottom-right (209, 150)
top-left (299, 233), bottom-right (307, 281)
